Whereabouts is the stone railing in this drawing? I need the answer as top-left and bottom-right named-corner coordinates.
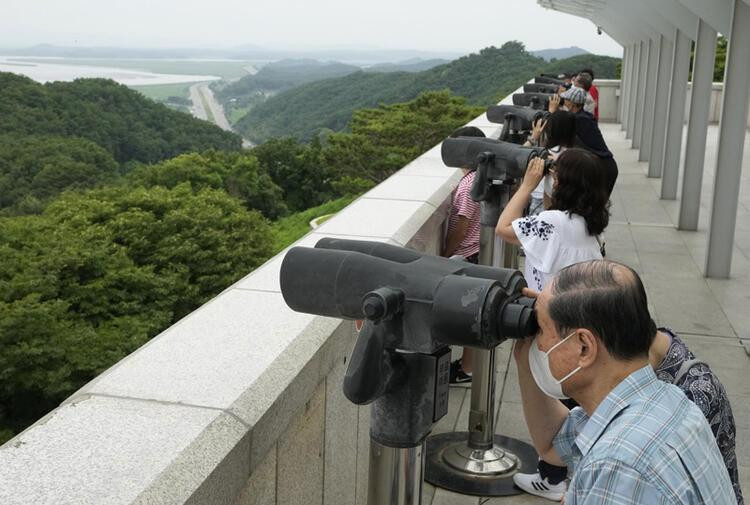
top-left (602, 79), bottom-right (750, 127)
top-left (0, 88), bottom-right (524, 505)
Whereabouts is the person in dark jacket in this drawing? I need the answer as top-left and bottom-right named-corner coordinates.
top-left (549, 86), bottom-right (618, 195)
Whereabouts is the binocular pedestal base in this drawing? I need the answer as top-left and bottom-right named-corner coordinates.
top-left (425, 432), bottom-right (537, 496)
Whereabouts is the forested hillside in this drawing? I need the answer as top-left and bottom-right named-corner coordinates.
top-left (367, 58), bottom-right (450, 72)
top-left (541, 54), bottom-right (620, 79)
top-left (212, 59), bottom-right (361, 121)
top-left (0, 73), bottom-right (241, 164)
top-left (0, 86), bottom-right (480, 444)
top-left (235, 42), bottom-right (621, 143)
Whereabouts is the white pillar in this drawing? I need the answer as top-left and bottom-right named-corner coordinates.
top-left (660, 28), bottom-right (691, 200)
top-left (678, 19), bottom-right (717, 230)
top-left (632, 40), bottom-right (650, 149)
top-left (705, 0), bottom-right (750, 278)
top-left (619, 45), bottom-right (630, 128)
top-left (648, 35), bottom-right (674, 178)
top-left (626, 42), bottom-right (641, 140)
top-left (639, 38), bottom-right (660, 161)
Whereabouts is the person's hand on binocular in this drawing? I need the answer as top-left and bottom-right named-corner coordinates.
top-left (531, 118), bottom-right (547, 143)
top-left (521, 157), bottom-right (546, 191)
top-left (548, 94), bottom-right (561, 113)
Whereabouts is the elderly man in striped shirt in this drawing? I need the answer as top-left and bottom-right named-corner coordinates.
top-left (514, 260), bottom-right (736, 504)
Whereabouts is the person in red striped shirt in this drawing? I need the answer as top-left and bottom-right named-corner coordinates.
top-left (442, 126), bottom-right (485, 383)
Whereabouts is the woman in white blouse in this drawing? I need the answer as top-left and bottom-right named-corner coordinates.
top-left (496, 148), bottom-right (609, 292)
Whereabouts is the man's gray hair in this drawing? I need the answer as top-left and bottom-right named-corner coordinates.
top-left (548, 260), bottom-right (657, 360)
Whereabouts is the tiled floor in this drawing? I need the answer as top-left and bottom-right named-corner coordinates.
top-left (424, 123), bottom-right (750, 504)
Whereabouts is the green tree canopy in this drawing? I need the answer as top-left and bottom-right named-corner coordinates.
top-left (0, 134), bottom-right (119, 215)
top-left (0, 184), bottom-right (273, 439)
top-left (0, 72), bottom-right (242, 164)
top-left (251, 137), bottom-right (333, 211)
top-left (128, 151), bottom-right (287, 218)
top-left (322, 90), bottom-right (483, 184)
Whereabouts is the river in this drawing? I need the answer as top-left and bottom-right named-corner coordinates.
top-left (0, 56), bottom-right (220, 85)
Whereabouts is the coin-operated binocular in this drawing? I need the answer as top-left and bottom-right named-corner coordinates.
top-left (523, 82), bottom-right (560, 94)
top-left (512, 92), bottom-right (555, 110)
top-left (280, 238), bottom-right (538, 505)
top-left (535, 75), bottom-right (569, 88)
top-left (486, 104), bottom-right (549, 144)
top-left (441, 136), bottom-right (550, 225)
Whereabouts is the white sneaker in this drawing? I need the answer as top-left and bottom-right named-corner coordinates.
top-left (513, 472), bottom-right (566, 501)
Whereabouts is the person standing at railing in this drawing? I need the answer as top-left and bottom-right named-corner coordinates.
top-left (442, 125), bottom-right (484, 383)
top-left (524, 110), bottom-right (579, 215)
top-left (576, 72), bottom-right (597, 120)
top-left (576, 70), bottom-right (599, 121)
top-left (549, 87), bottom-right (618, 196)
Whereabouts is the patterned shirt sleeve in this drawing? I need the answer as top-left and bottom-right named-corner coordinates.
top-left (570, 459), bottom-right (670, 505)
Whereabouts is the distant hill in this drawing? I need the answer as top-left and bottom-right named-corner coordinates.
top-left (532, 46), bottom-right (590, 61)
top-left (214, 59), bottom-right (360, 107)
top-left (367, 58), bottom-right (451, 73)
top-left (541, 54), bottom-right (620, 79)
top-left (0, 72), bottom-right (241, 164)
top-left (235, 42), bottom-right (620, 144)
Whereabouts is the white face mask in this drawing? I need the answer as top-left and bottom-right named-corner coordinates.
top-left (528, 332), bottom-right (582, 399)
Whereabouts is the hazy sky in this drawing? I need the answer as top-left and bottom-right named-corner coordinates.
top-left (1, 0), bottom-right (623, 57)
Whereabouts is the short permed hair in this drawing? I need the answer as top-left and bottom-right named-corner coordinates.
top-left (548, 260), bottom-right (657, 360)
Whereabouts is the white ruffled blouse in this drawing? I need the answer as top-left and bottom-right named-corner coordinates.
top-left (512, 210), bottom-right (602, 291)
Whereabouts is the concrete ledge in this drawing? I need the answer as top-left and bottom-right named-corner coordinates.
top-left (0, 396), bottom-right (247, 505)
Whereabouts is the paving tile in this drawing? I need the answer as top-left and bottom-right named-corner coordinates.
top-left (495, 401), bottom-right (532, 445)
top-left (739, 466), bottom-right (750, 498)
top-left (431, 488), bottom-right (479, 504)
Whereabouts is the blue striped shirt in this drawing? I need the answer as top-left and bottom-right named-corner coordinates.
top-left (553, 365), bottom-right (736, 504)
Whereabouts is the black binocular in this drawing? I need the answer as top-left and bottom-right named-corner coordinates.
top-left (441, 136), bottom-right (551, 198)
top-left (487, 104), bottom-right (549, 143)
top-left (535, 75), bottom-right (570, 88)
top-left (512, 92), bottom-right (555, 110)
top-left (523, 82), bottom-right (560, 94)
top-left (280, 239), bottom-right (537, 446)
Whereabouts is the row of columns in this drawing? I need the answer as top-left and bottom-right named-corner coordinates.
top-left (615, 0), bottom-right (750, 278)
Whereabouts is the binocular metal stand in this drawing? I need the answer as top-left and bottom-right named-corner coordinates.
top-left (424, 175), bottom-right (537, 496)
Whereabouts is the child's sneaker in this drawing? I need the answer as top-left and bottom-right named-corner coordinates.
top-left (513, 472), bottom-right (567, 501)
